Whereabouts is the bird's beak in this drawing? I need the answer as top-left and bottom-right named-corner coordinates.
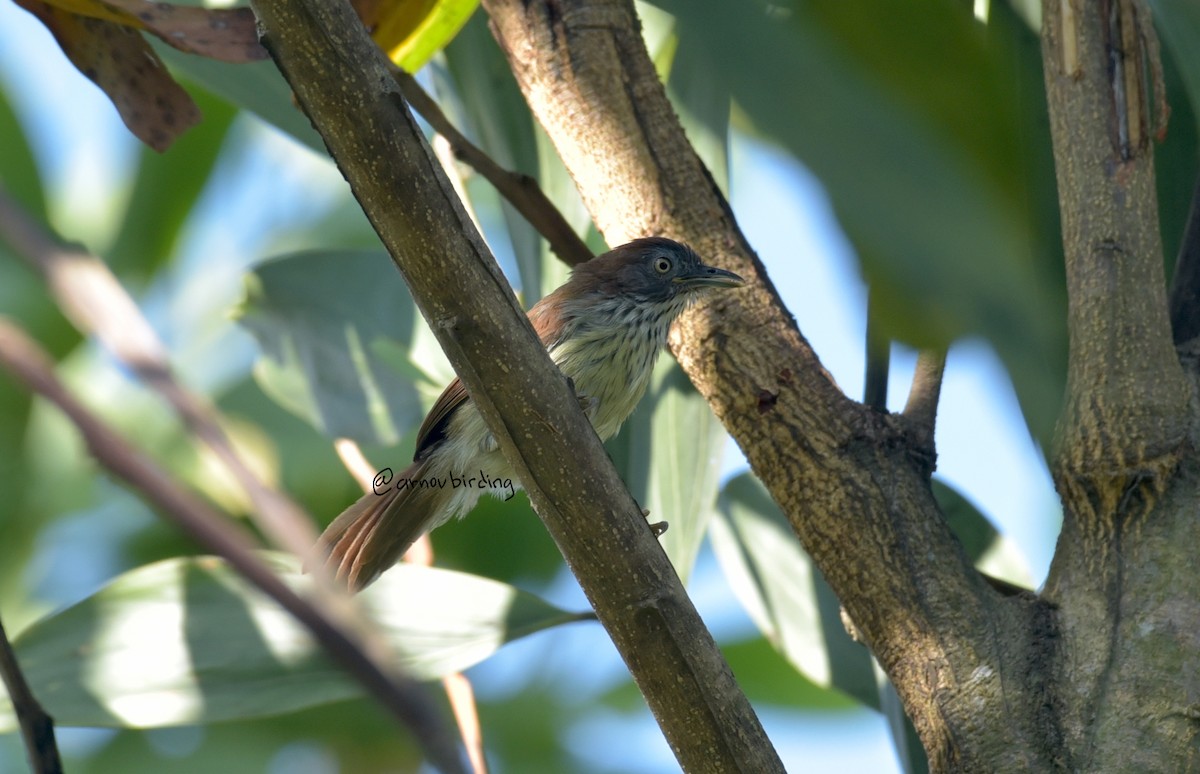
top-left (673, 264), bottom-right (746, 290)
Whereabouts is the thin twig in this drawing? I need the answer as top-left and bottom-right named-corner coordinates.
top-left (0, 186), bottom-right (317, 561)
top-left (390, 67), bottom-right (593, 268)
top-left (0, 614), bottom-right (62, 774)
top-left (0, 319), bottom-right (465, 774)
top-left (903, 349), bottom-right (947, 454)
top-left (863, 287), bottom-right (890, 410)
top-left (1169, 174), bottom-right (1200, 347)
top-left (334, 438), bottom-right (484, 772)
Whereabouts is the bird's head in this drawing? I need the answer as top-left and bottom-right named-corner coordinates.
top-left (569, 237), bottom-right (745, 307)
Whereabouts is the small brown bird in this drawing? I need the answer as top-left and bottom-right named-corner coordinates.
top-left (316, 237), bottom-right (744, 590)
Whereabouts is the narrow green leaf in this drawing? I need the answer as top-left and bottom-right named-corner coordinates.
top-left (442, 13), bottom-right (544, 300)
top-left (236, 249), bottom-right (442, 445)
top-left (666, 24), bottom-right (731, 193)
top-left (877, 668), bottom-right (930, 774)
top-left (933, 477), bottom-right (1032, 586)
top-left (0, 86), bottom-right (46, 219)
top-left (1150, 0), bottom-right (1200, 138)
top-left (0, 554), bottom-right (585, 730)
top-left (107, 88), bottom-right (237, 280)
top-left (712, 473), bottom-right (879, 708)
top-left (609, 358), bottom-right (726, 584)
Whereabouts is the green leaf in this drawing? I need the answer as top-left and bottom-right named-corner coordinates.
top-left (441, 12), bottom-right (545, 300)
top-left (711, 473), bottom-right (878, 708)
top-left (933, 477), bottom-right (1032, 587)
top-left (0, 86), bottom-right (47, 220)
top-left (236, 249), bottom-right (440, 445)
top-left (1150, 0), bottom-right (1200, 138)
top-left (878, 670), bottom-right (930, 774)
top-left (153, 44), bottom-right (326, 154)
top-left (1152, 8), bottom-right (1199, 277)
top-left (664, 15), bottom-right (731, 193)
top-left (609, 358), bottom-right (726, 584)
top-left (0, 554), bottom-right (585, 730)
top-left (669, 0), bottom-right (1067, 446)
top-left (106, 88), bottom-right (237, 281)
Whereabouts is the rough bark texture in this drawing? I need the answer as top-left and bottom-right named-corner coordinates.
top-left (1041, 0), bottom-right (1200, 768)
top-left (249, 0), bottom-right (785, 770)
top-left (481, 0), bottom-right (1064, 770)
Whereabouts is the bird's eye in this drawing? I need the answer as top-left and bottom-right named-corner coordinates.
top-left (653, 256), bottom-right (672, 274)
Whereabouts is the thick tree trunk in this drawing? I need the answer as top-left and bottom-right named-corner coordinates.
top-left (1040, 0), bottom-right (1200, 768)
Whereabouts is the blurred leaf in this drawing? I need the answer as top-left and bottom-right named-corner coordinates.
top-left (720, 637), bottom-right (858, 710)
top-left (432, 491), bottom-right (564, 586)
top-left (932, 477), bottom-right (1032, 587)
top-left (107, 88), bottom-right (237, 280)
top-left (931, 478), bottom-right (997, 561)
top-left (670, 0), bottom-right (1067, 445)
top-left (712, 472), bottom-right (878, 708)
top-left (442, 12), bottom-right (545, 300)
top-left (236, 249), bottom-right (435, 445)
top-left (535, 124), bottom-right (589, 296)
top-left (0, 87), bottom-right (47, 219)
top-left (26, 0), bottom-right (264, 62)
top-left (0, 554), bottom-right (586, 730)
top-left (1150, 0), bottom-right (1200, 137)
top-left (878, 668), bottom-right (929, 774)
top-left (600, 634), bottom-right (857, 715)
top-left (1153, 9), bottom-right (1200, 277)
top-left (14, 0), bottom-right (200, 151)
top-left (357, 0), bottom-right (478, 73)
top-left (154, 46), bottom-right (326, 154)
top-left (73, 698), bottom-right (421, 774)
top-left (665, 19), bottom-right (730, 193)
top-left (609, 358), bottom-right (726, 584)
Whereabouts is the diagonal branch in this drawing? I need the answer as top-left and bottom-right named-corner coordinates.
top-left (391, 68), bottom-right (593, 268)
top-left (0, 612), bottom-right (61, 774)
top-left (248, 0), bottom-right (784, 770)
top-left (0, 319), bottom-right (464, 774)
top-left (480, 0), bottom-right (1055, 769)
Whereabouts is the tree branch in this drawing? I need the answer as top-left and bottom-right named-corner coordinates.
top-left (903, 348), bottom-right (947, 457)
top-left (1041, 0), bottom-right (1190, 496)
top-left (481, 0), bottom-right (1056, 769)
top-left (0, 318), bottom-right (465, 774)
top-left (0, 612), bottom-right (62, 774)
top-left (1168, 173), bottom-right (1200, 349)
top-left (248, 0), bottom-right (784, 770)
top-left (390, 68), bottom-right (592, 268)
top-left (863, 287), bottom-right (890, 411)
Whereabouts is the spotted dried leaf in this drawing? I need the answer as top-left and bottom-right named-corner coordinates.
top-left (17, 0), bottom-right (201, 151)
top-left (35, 0), bottom-right (265, 62)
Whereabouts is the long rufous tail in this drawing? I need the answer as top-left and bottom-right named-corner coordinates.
top-left (314, 460), bottom-right (444, 591)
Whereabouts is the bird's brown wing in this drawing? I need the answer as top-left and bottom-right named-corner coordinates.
top-left (412, 377), bottom-right (469, 461)
top-left (412, 294), bottom-right (571, 461)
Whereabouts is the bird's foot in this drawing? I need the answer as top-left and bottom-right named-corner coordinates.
top-left (641, 507), bottom-right (668, 537)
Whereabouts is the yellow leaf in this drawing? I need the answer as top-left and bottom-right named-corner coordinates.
top-left (357, 0), bottom-right (479, 72)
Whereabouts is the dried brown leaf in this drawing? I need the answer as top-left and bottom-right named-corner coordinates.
top-left (16, 0), bottom-right (202, 151)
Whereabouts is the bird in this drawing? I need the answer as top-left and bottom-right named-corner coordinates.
top-left (315, 237), bottom-right (744, 590)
